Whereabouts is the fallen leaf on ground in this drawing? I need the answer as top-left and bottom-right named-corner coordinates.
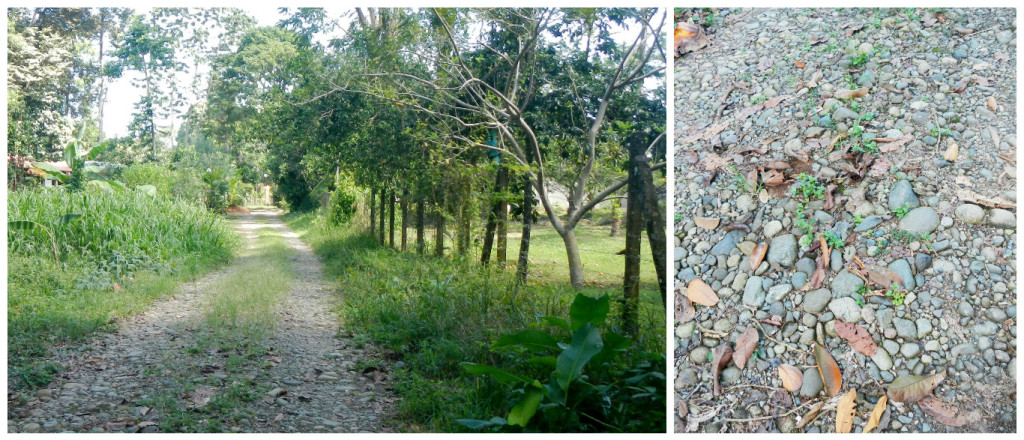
top-left (186, 386), bottom-right (217, 408)
top-left (762, 169), bottom-right (785, 186)
top-left (765, 161), bottom-right (791, 170)
top-left (987, 96), bottom-right (998, 112)
top-left (956, 188), bottom-right (1016, 209)
top-left (835, 87), bottom-right (869, 99)
top-left (887, 372), bottom-right (945, 403)
top-left (676, 293), bottom-right (696, 324)
top-left (994, 52), bottom-right (1009, 62)
top-left (711, 344), bottom-right (733, 396)
top-left (819, 236), bottom-right (831, 269)
top-left (733, 327), bottom-right (759, 370)
top-left (919, 395), bottom-right (982, 427)
top-left (834, 320), bottom-right (878, 356)
top-left (803, 267), bottom-right (826, 291)
top-left (687, 279), bottom-right (720, 307)
top-left (699, 152), bottom-right (729, 171)
top-left (954, 175), bottom-right (973, 186)
top-left (862, 395), bottom-right (887, 433)
top-left (836, 389), bottom-right (857, 433)
top-left (676, 23), bottom-right (711, 56)
top-left (273, 413), bottom-right (284, 423)
top-left (844, 23), bottom-right (864, 36)
top-left (814, 343), bottom-right (842, 397)
top-left (988, 126), bottom-right (1000, 152)
top-left (764, 94), bottom-right (793, 109)
top-left (868, 155), bottom-right (893, 177)
top-left (750, 242), bottom-right (767, 271)
top-left (695, 216), bottom-right (721, 230)
top-left (971, 75), bottom-right (992, 87)
top-left (778, 364), bottom-right (803, 392)
top-left (878, 136), bottom-right (913, 153)
top-left (796, 402), bottom-right (825, 429)
top-left (865, 265), bottom-right (903, 288)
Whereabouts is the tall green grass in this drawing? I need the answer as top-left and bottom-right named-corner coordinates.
top-left (284, 209), bottom-right (665, 431)
top-left (7, 187), bottom-right (236, 389)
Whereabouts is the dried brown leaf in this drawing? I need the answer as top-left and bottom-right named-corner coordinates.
top-left (956, 188), bottom-right (1016, 209)
top-left (765, 161), bottom-right (791, 170)
top-left (687, 279), bottom-right (720, 307)
top-left (987, 96), bottom-right (998, 112)
top-left (733, 327), bottom-right (759, 370)
top-left (919, 395), bottom-right (982, 427)
top-left (862, 395), bottom-right (887, 433)
top-left (699, 153), bottom-right (729, 171)
top-left (186, 386), bottom-right (217, 408)
top-left (750, 242), bottom-right (768, 271)
top-left (836, 388), bottom-right (857, 433)
top-left (819, 236), bottom-right (831, 269)
top-left (676, 293), bottom-right (696, 324)
top-left (803, 267), bottom-right (826, 291)
top-left (878, 136), bottom-right (913, 153)
top-left (762, 169), bottom-right (785, 186)
top-left (711, 344), bottom-right (733, 396)
top-left (735, 103), bottom-right (765, 123)
top-left (835, 87), bottom-right (869, 100)
top-left (844, 23), bottom-right (864, 36)
top-left (814, 343), bottom-right (842, 397)
top-left (796, 402), bottom-right (825, 429)
top-left (971, 75), bottom-right (992, 87)
top-left (868, 155), bottom-right (893, 177)
top-left (864, 265), bottom-right (903, 289)
top-left (763, 94), bottom-right (793, 109)
top-left (887, 372), bottom-right (945, 403)
top-left (676, 23), bottom-right (710, 55)
top-left (695, 216), bottom-right (721, 230)
top-left (778, 364), bottom-right (803, 392)
top-left (834, 319), bottom-right (878, 356)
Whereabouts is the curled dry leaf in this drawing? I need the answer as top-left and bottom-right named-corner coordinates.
top-left (957, 188), bottom-right (1016, 209)
top-left (987, 96), bottom-right (998, 112)
top-left (878, 136), bottom-right (913, 153)
top-left (835, 87), bottom-right (869, 100)
top-left (865, 265), bottom-right (903, 289)
top-left (918, 395), bottom-right (982, 427)
top-left (796, 401), bottom-right (825, 429)
top-left (749, 242), bottom-right (768, 271)
top-left (814, 343), bottom-right (842, 397)
top-left (836, 388), bottom-right (857, 434)
top-left (762, 169), bottom-right (785, 186)
top-left (834, 319), bottom-right (878, 356)
top-left (887, 372), bottom-right (945, 403)
top-left (778, 364), bottom-right (803, 392)
top-left (803, 267), bottom-right (826, 291)
top-left (862, 395), bottom-right (887, 433)
top-left (726, 223), bottom-right (751, 233)
top-left (695, 216), bottom-right (721, 230)
top-left (675, 23), bottom-right (710, 56)
top-left (687, 278), bottom-right (720, 307)
top-left (943, 143), bottom-right (959, 162)
top-left (819, 236), bottom-right (831, 269)
top-left (711, 344), bottom-right (733, 396)
top-left (733, 327), bottom-right (759, 370)
top-left (676, 293), bottom-right (696, 324)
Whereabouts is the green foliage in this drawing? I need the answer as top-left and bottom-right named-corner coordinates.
top-left (119, 162), bottom-right (176, 194)
top-left (792, 174), bottom-right (825, 201)
top-left (7, 188), bottom-right (235, 389)
top-left (892, 202), bottom-right (912, 219)
top-left (327, 176), bottom-right (360, 226)
top-left (886, 283), bottom-right (905, 306)
top-left (284, 209), bottom-right (664, 432)
top-left (823, 231), bottom-right (845, 249)
top-left (458, 293), bottom-right (664, 432)
top-left (848, 51), bottom-right (870, 68)
top-left (794, 204), bottom-right (813, 236)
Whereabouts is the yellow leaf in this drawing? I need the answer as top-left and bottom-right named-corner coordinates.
top-left (836, 388), bottom-right (857, 433)
top-left (862, 395), bottom-right (887, 433)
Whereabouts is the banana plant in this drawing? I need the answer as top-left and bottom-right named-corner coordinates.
top-left (31, 140), bottom-right (109, 187)
top-left (8, 214), bottom-right (83, 262)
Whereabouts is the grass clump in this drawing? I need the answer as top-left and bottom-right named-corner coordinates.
top-left (7, 188), bottom-right (236, 389)
top-left (284, 209), bottom-right (665, 432)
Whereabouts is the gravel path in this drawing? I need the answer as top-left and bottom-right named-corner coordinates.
top-left (673, 8), bottom-right (1015, 433)
top-left (8, 209), bottom-right (395, 433)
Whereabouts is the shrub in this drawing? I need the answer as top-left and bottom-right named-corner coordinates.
top-left (328, 176), bottom-right (359, 226)
top-left (119, 163), bottom-right (175, 194)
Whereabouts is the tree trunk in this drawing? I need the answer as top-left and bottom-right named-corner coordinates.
top-left (416, 197), bottom-right (425, 255)
top-left (638, 157), bottom-right (667, 306)
top-left (558, 227), bottom-right (586, 289)
top-left (400, 189), bottom-right (408, 251)
top-left (378, 187), bottom-right (386, 245)
top-left (369, 187), bottom-right (376, 236)
top-left (622, 151), bottom-right (645, 338)
top-left (610, 198), bottom-right (623, 237)
top-left (516, 163), bottom-right (534, 283)
top-left (97, 13), bottom-right (107, 142)
top-left (496, 165), bottom-right (508, 263)
top-left (434, 198), bottom-right (445, 257)
top-left (456, 177), bottom-right (470, 256)
top-left (389, 191), bottom-right (396, 248)
top-left (481, 168), bottom-right (501, 264)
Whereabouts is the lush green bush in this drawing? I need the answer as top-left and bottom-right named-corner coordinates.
top-left (328, 176), bottom-right (359, 226)
top-left (7, 187), bottom-right (236, 388)
top-left (119, 163), bottom-right (176, 194)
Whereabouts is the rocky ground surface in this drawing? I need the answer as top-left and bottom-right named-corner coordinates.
top-left (673, 8), bottom-right (1016, 433)
top-left (8, 210), bottom-right (396, 433)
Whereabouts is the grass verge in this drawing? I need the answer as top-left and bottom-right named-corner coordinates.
top-left (7, 188), bottom-right (236, 389)
top-left (284, 208), bottom-right (665, 432)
